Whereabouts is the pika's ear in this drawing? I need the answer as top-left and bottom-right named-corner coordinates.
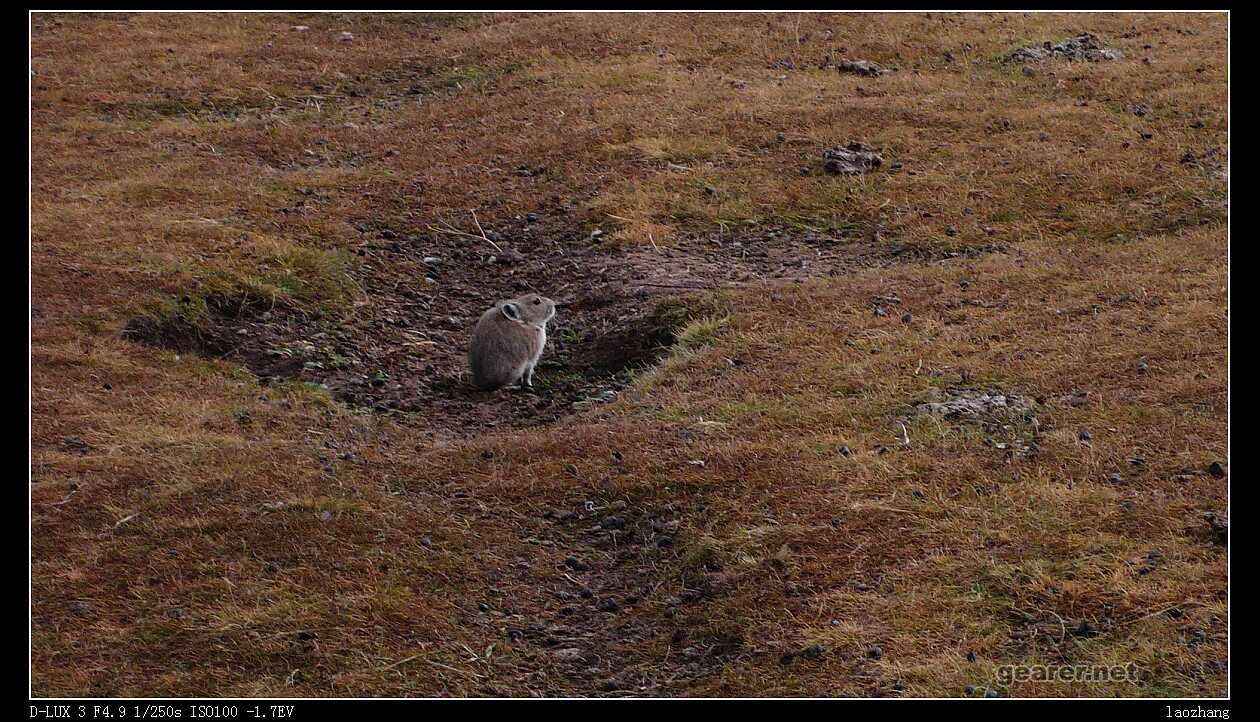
top-left (500, 302), bottom-right (521, 321)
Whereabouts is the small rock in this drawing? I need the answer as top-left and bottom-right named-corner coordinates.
top-left (1207, 461), bottom-right (1226, 479)
top-left (797, 643), bottom-right (826, 660)
top-left (338, 31), bottom-right (354, 42)
top-left (1203, 512), bottom-right (1228, 545)
top-left (552, 648), bottom-right (584, 662)
top-left (782, 643), bottom-right (826, 664)
top-left (564, 557), bottom-right (591, 571)
top-left (60, 436), bottom-right (92, 454)
top-left (984, 688), bottom-right (1000, 698)
top-left (291, 25), bottom-right (309, 32)
top-left (866, 645), bottom-right (883, 659)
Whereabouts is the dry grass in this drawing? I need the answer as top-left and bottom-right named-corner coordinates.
top-left (31, 12), bottom-right (1226, 697)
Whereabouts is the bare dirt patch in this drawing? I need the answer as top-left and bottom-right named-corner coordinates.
top-left (123, 211), bottom-right (1003, 437)
top-left (483, 495), bottom-right (743, 696)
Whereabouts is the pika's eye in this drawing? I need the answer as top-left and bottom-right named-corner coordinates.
top-left (532, 298), bottom-right (541, 305)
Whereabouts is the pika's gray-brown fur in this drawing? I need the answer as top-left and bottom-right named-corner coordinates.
top-left (468, 292), bottom-right (557, 390)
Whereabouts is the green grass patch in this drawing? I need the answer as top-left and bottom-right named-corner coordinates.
top-left (674, 315), bottom-right (729, 353)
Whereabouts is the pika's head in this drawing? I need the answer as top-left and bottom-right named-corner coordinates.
top-left (499, 292), bottom-right (556, 327)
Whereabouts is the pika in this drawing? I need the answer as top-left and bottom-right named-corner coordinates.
top-left (468, 292), bottom-right (557, 390)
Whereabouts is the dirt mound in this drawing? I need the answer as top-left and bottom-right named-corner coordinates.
top-left (836, 60), bottom-right (885, 77)
top-left (914, 387), bottom-right (1036, 420)
top-left (913, 386), bottom-right (1043, 459)
top-left (822, 143), bottom-right (884, 175)
top-left (1007, 33), bottom-right (1123, 63)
